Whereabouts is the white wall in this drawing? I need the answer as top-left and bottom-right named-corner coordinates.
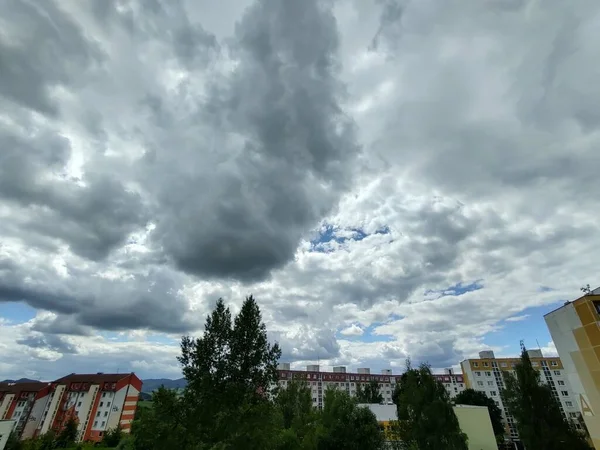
top-left (0, 420), bottom-right (16, 450)
top-left (21, 394), bottom-right (50, 439)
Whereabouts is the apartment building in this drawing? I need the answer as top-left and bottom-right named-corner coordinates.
top-left (0, 381), bottom-right (52, 439)
top-left (0, 373), bottom-right (142, 443)
top-left (545, 288), bottom-right (600, 449)
top-left (461, 350), bottom-right (580, 442)
top-left (276, 364), bottom-right (465, 409)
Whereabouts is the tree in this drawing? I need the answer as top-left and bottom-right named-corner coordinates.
top-left (393, 361), bottom-right (468, 450)
top-left (502, 345), bottom-right (591, 450)
top-left (355, 380), bottom-right (383, 404)
top-left (5, 431), bottom-right (22, 450)
top-left (176, 296), bottom-right (282, 449)
top-left (54, 418), bottom-right (78, 448)
top-left (131, 386), bottom-right (187, 450)
top-left (454, 388), bottom-right (505, 443)
top-left (581, 284), bottom-right (592, 295)
top-left (103, 424), bottom-right (124, 447)
top-left (317, 388), bottom-right (384, 450)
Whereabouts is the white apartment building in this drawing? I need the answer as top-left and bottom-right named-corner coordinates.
top-left (277, 364), bottom-right (465, 409)
top-left (460, 350), bottom-right (581, 442)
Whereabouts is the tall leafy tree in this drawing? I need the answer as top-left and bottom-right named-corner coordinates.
top-left (454, 388), bottom-right (505, 443)
top-left (355, 380), bottom-right (383, 404)
top-left (393, 361), bottom-right (468, 450)
top-left (177, 296), bottom-right (282, 449)
top-left (318, 388), bottom-right (384, 450)
top-left (54, 418), bottom-right (78, 448)
top-left (502, 345), bottom-right (591, 450)
top-left (274, 380), bottom-right (321, 450)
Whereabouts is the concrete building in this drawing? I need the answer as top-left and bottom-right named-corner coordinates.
top-left (277, 364), bottom-right (465, 409)
top-left (454, 404), bottom-right (498, 450)
top-left (0, 373), bottom-right (142, 443)
top-left (359, 403), bottom-right (497, 450)
top-left (0, 421), bottom-right (16, 450)
top-left (461, 349), bottom-right (580, 443)
top-left (0, 381), bottom-right (53, 439)
top-left (545, 288), bottom-right (600, 449)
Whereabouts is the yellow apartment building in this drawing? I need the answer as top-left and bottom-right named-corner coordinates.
top-left (545, 288), bottom-right (600, 449)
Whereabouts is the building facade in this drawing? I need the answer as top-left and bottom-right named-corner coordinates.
top-left (545, 288), bottom-right (600, 449)
top-left (0, 381), bottom-right (52, 439)
top-left (0, 373), bottom-right (142, 443)
top-left (461, 350), bottom-right (580, 442)
top-left (276, 364), bottom-right (465, 409)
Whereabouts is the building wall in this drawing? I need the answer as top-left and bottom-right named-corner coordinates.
top-left (21, 393), bottom-right (50, 439)
top-left (0, 395), bottom-right (14, 421)
top-left (0, 421), bottom-right (16, 450)
top-left (39, 384), bottom-right (65, 435)
top-left (546, 295), bottom-right (600, 449)
top-left (453, 405), bottom-right (497, 450)
top-left (277, 367), bottom-right (465, 409)
top-left (461, 351), bottom-right (579, 442)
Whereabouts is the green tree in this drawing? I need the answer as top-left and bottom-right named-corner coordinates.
top-left (102, 424), bottom-right (123, 447)
top-left (393, 361), bottom-right (468, 450)
top-left (274, 380), bottom-right (321, 449)
top-left (454, 388), bottom-right (505, 443)
top-left (130, 387), bottom-right (187, 450)
top-left (177, 296), bottom-right (282, 449)
top-left (5, 431), bottom-right (22, 450)
top-left (317, 388), bottom-right (384, 450)
top-left (54, 418), bottom-right (78, 448)
top-left (355, 380), bottom-right (383, 404)
top-left (502, 345), bottom-right (591, 450)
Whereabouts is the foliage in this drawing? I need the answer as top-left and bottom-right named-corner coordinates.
top-left (393, 361), bottom-right (468, 450)
top-left (454, 388), bottom-right (505, 443)
top-left (54, 418), bottom-right (79, 448)
top-left (274, 380), bottom-right (319, 443)
top-left (5, 431), bottom-right (22, 450)
top-left (102, 425), bottom-right (123, 447)
top-left (502, 346), bottom-right (591, 450)
top-left (317, 388), bottom-right (384, 450)
top-left (355, 380), bottom-right (383, 404)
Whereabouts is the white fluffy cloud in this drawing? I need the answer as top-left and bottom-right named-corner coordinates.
top-left (1, 0), bottom-right (599, 380)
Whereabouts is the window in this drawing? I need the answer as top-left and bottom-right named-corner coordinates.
top-left (483, 362), bottom-right (489, 367)
top-left (551, 361), bottom-right (558, 367)
top-left (104, 411), bottom-right (108, 417)
top-left (100, 402), bottom-right (103, 407)
top-left (77, 402), bottom-right (82, 407)
top-left (500, 362), bottom-right (507, 367)
top-left (561, 391), bottom-right (568, 396)
top-left (94, 421), bottom-right (97, 427)
top-left (490, 391), bottom-right (497, 396)
top-left (459, 384), bottom-right (463, 387)
top-left (473, 362), bottom-right (479, 367)
top-left (477, 381), bottom-right (484, 386)
top-left (557, 380), bottom-right (565, 386)
top-left (101, 421), bottom-right (105, 427)
top-left (96, 412), bottom-right (100, 417)
top-left (102, 393), bottom-right (106, 398)
top-left (554, 370), bottom-right (561, 376)
top-left (566, 401), bottom-right (573, 407)
top-left (532, 362), bottom-right (539, 367)
top-left (487, 381), bottom-right (494, 386)
top-left (485, 371), bottom-right (491, 377)
top-left (475, 371), bottom-right (481, 376)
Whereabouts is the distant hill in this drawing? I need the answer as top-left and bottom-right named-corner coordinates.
top-left (1, 378), bottom-right (40, 383)
top-left (141, 378), bottom-right (187, 393)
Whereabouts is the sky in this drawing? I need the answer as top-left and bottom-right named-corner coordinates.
top-left (0, 0), bottom-right (598, 381)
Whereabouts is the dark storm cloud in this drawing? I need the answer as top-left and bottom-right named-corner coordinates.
top-left (145, 0), bottom-right (359, 281)
top-left (0, 255), bottom-right (197, 334)
top-left (0, 122), bottom-right (148, 260)
top-left (16, 334), bottom-right (78, 355)
top-left (0, 0), bottom-right (104, 115)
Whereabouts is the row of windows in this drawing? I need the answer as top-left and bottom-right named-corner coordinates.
top-left (472, 360), bottom-right (558, 368)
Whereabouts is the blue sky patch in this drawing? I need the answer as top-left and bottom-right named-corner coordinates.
top-left (310, 224), bottom-right (390, 252)
top-left (0, 302), bottom-right (37, 324)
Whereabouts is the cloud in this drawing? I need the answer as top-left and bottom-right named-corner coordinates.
top-left (2, 0), bottom-right (600, 380)
top-left (340, 324), bottom-right (364, 337)
top-left (505, 315), bottom-right (530, 323)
